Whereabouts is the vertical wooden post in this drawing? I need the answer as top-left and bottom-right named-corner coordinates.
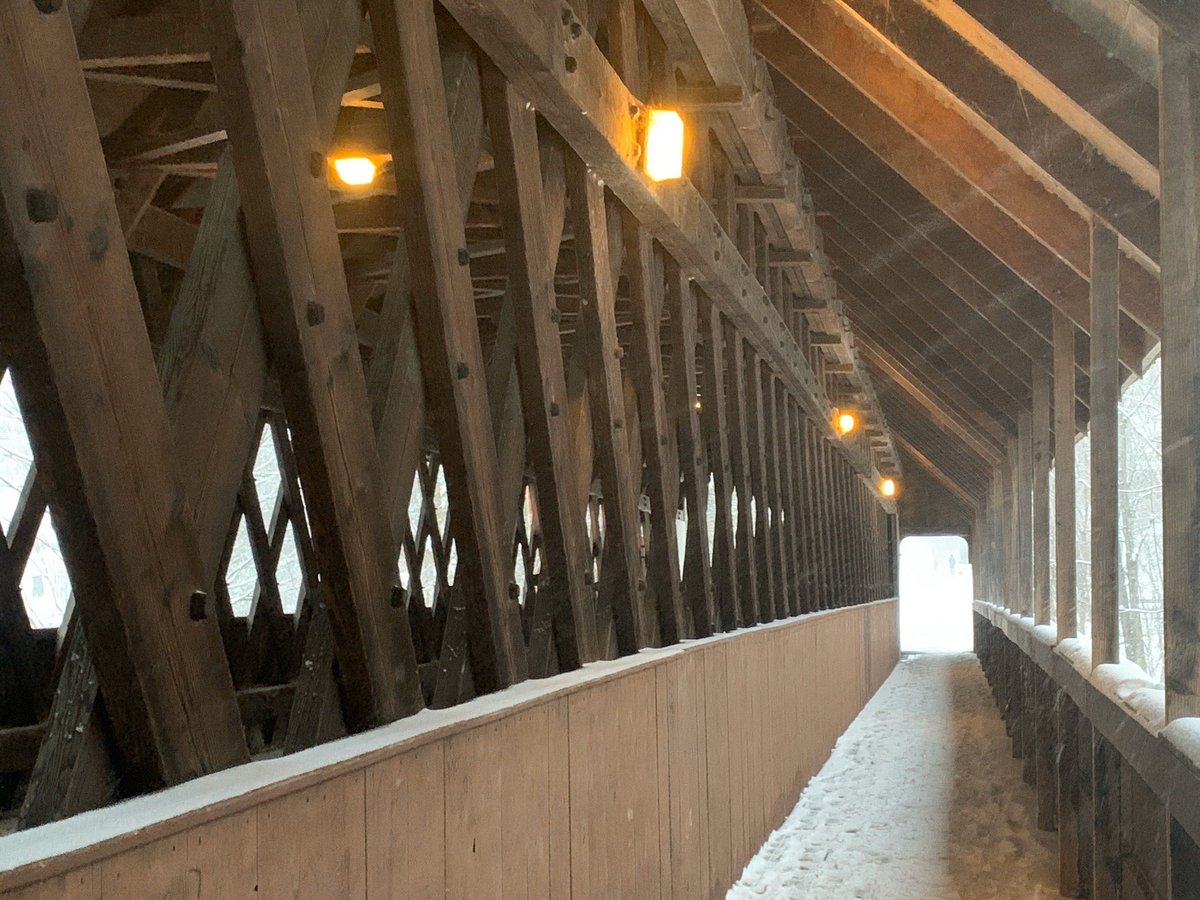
top-left (1161, 32), bottom-right (1200, 720)
top-left (1017, 409), bottom-right (1034, 617)
top-left (664, 263), bottom-right (716, 637)
top-left (700, 298), bottom-right (740, 630)
top-left (727, 327), bottom-right (761, 622)
top-left (1058, 692), bottom-right (1085, 897)
top-left (623, 222), bottom-right (687, 643)
top-left (1054, 311), bottom-right (1079, 641)
top-left (1035, 670), bottom-right (1056, 831)
top-left (1093, 731), bottom-right (1123, 898)
top-left (1033, 368), bottom-right (1052, 624)
top-left (1090, 220), bottom-right (1120, 666)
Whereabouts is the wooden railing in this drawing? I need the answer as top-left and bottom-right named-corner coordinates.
top-left (975, 603), bottom-right (1200, 898)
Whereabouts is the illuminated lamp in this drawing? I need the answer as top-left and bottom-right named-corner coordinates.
top-left (881, 478), bottom-right (897, 498)
top-left (644, 108), bottom-right (685, 182)
top-left (835, 410), bottom-right (857, 436)
top-left (331, 155), bottom-right (378, 187)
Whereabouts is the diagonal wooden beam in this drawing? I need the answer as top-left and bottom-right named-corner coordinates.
top-left (483, 67), bottom-right (597, 666)
top-left (699, 299), bottom-right (741, 630)
top-left (204, 0), bottom-right (423, 726)
top-left (0, 1), bottom-right (247, 786)
top-left (367, 0), bottom-right (527, 692)
top-left (758, 30), bottom-right (1160, 358)
top-left (624, 221), bottom-right (688, 644)
top-left (828, 0), bottom-right (1159, 251)
top-left (665, 267), bottom-right (717, 637)
top-left (567, 156), bottom-right (651, 653)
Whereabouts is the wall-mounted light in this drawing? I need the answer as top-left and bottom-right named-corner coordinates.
top-left (835, 409), bottom-right (857, 436)
top-left (881, 478), bottom-right (897, 498)
top-left (644, 108), bottom-right (685, 182)
top-left (330, 155), bottom-right (380, 187)
top-left (694, 397), bottom-right (703, 412)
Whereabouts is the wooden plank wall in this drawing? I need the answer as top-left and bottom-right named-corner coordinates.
top-left (0, 599), bottom-right (899, 900)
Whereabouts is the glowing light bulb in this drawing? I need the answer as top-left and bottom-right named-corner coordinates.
top-left (836, 411), bottom-right (857, 436)
top-left (694, 397), bottom-right (703, 412)
top-left (332, 156), bottom-right (378, 187)
top-left (881, 478), bottom-right (897, 498)
top-left (644, 109), bottom-right (685, 182)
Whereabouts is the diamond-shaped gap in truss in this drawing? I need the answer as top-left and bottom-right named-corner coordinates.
top-left (19, 511), bottom-right (70, 630)
top-left (401, 451), bottom-right (453, 613)
top-left (0, 370), bottom-right (71, 630)
top-left (705, 473), bottom-right (717, 567)
top-left (730, 487), bottom-right (740, 550)
top-left (676, 492), bottom-right (688, 589)
top-left (218, 415), bottom-right (316, 620)
top-left (511, 483), bottom-right (538, 608)
top-left (0, 369), bottom-right (34, 538)
top-left (224, 515), bottom-right (258, 618)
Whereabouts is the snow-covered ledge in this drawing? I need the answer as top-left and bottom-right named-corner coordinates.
top-left (974, 601), bottom-right (1200, 846)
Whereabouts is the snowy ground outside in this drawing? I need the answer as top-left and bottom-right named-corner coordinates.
top-left (728, 653), bottom-right (1059, 899)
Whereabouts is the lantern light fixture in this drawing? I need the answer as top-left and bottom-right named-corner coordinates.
top-left (835, 409), bottom-right (857, 436)
top-left (331, 155), bottom-right (379, 187)
top-left (881, 478), bottom-right (897, 498)
top-left (644, 108), bottom-right (685, 182)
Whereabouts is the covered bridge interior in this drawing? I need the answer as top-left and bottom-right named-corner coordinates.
top-left (0, 0), bottom-right (1196, 896)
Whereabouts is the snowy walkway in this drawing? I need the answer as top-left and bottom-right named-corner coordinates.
top-left (729, 653), bottom-right (1059, 899)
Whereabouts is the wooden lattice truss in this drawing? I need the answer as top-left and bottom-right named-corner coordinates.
top-left (0, 0), bottom-right (899, 829)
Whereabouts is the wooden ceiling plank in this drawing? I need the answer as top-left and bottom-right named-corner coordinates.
top-left (935, 0), bottom-right (1159, 170)
top-left (0, 1), bottom-right (248, 786)
top-left (892, 433), bottom-right (982, 509)
top-left (882, 391), bottom-right (993, 495)
top-left (205, 0), bottom-right (424, 724)
top-left (768, 61), bottom-right (1152, 369)
top-left (848, 308), bottom-right (1015, 458)
top-left (833, 269), bottom-right (1023, 433)
top-left (756, 12), bottom-right (1164, 343)
top-left (855, 337), bottom-right (1006, 466)
top-left (833, 0), bottom-right (1160, 235)
top-left (797, 138), bottom-right (1088, 388)
top-left (818, 214), bottom-right (1034, 399)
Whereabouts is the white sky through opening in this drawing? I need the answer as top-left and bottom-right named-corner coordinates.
top-left (899, 534), bottom-right (974, 653)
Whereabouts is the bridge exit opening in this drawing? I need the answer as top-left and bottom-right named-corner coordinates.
top-left (898, 535), bottom-right (974, 653)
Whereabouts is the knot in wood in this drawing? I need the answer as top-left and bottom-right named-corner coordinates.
top-left (25, 188), bottom-right (58, 223)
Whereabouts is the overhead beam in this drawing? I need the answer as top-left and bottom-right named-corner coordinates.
top-left (756, 4), bottom-right (1163, 345)
top-left (830, 0), bottom-right (1160, 236)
